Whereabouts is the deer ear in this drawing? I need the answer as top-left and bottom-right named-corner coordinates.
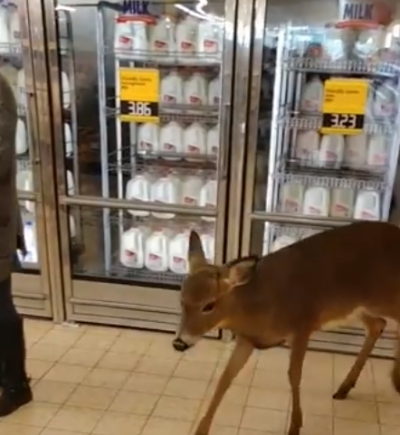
top-left (227, 257), bottom-right (258, 287)
top-left (188, 231), bottom-right (207, 273)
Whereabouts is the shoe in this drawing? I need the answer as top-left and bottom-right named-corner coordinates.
top-left (0, 383), bottom-right (32, 417)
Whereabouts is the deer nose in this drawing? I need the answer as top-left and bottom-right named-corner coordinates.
top-left (173, 338), bottom-right (190, 352)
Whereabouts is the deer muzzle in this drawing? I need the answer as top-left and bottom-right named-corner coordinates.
top-left (172, 337), bottom-right (191, 352)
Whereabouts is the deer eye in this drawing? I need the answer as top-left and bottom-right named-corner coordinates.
top-left (202, 301), bottom-right (216, 314)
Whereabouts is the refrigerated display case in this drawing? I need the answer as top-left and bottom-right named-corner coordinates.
top-left (241, 0), bottom-right (400, 356)
top-left (0, 1), bottom-right (55, 317)
top-left (44, 0), bottom-right (237, 330)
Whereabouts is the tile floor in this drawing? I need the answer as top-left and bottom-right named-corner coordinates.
top-left (1, 319), bottom-right (399, 434)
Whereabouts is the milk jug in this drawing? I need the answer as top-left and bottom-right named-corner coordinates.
top-left (200, 179), bottom-right (217, 222)
top-left (280, 183), bottom-right (304, 214)
top-left (17, 70), bottom-right (27, 108)
top-left (176, 16), bottom-right (198, 60)
top-left (200, 233), bottom-right (215, 262)
top-left (367, 134), bottom-right (387, 168)
top-left (184, 73), bottom-right (207, 106)
top-left (150, 16), bottom-right (175, 57)
top-left (16, 168), bottom-right (33, 193)
top-left (151, 174), bottom-right (182, 219)
top-left (138, 123), bottom-right (160, 154)
top-left (114, 19), bottom-right (133, 51)
top-left (344, 133), bottom-right (367, 169)
top-left (354, 190), bottom-right (381, 220)
top-left (145, 229), bottom-right (171, 272)
top-left (15, 119), bottom-right (28, 155)
top-left (131, 21), bottom-right (149, 59)
top-left (169, 231), bottom-right (190, 274)
top-left (120, 227), bottom-right (148, 269)
top-left (0, 7), bottom-right (9, 51)
top-left (294, 130), bottom-right (319, 165)
top-left (160, 71), bottom-right (183, 104)
top-left (303, 187), bottom-right (330, 217)
top-left (207, 125), bottom-right (219, 157)
top-left (208, 76), bottom-right (221, 106)
top-left (126, 174), bottom-right (152, 217)
top-left (330, 188), bottom-right (355, 218)
top-left (182, 175), bottom-right (203, 206)
top-left (62, 71), bottom-right (71, 109)
top-left (183, 122), bottom-right (207, 160)
top-left (319, 134), bottom-right (345, 168)
top-left (373, 80), bottom-right (397, 118)
top-left (271, 235), bottom-right (297, 253)
top-left (198, 20), bottom-right (223, 55)
top-left (9, 6), bottom-right (21, 45)
top-left (160, 121), bottom-right (184, 160)
top-left (23, 221), bottom-right (38, 264)
top-left (300, 76), bottom-right (324, 113)
top-left (64, 123), bottom-right (73, 157)
top-left (66, 170), bottom-right (75, 196)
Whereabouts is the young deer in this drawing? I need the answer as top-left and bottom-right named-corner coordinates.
top-left (172, 222), bottom-right (400, 435)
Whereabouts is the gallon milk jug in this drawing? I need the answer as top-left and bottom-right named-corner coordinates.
top-left (64, 123), bottom-right (73, 157)
top-left (183, 122), bottom-right (207, 160)
top-left (138, 123), bottom-right (160, 154)
top-left (303, 186), bottom-right (330, 217)
top-left (120, 227), bottom-right (148, 269)
top-left (300, 76), bottom-right (324, 113)
top-left (126, 174), bottom-right (153, 217)
top-left (69, 214), bottom-right (76, 239)
top-left (344, 133), bottom-right (367, 169)
top-left (159, 121), bottom-right (184, 160)
top-left (200, 179), bottom-right (217, 222)
top-left (131, 21), bottom-right (149, 59)
top-left (271, 235), bottom-right (297, 253)
top-left (373, 80), bottom-right (397, 118)
top-left (0, 7), bottom-right (9, 51)
top-left (184, 73), bottom-right (207, 105)
top-left (280, 183), bottom-right (305, 214)
top-left (208, 76), bottom-right (221, 106)
top-left (354, 190), bottom-right (381, 221)
top-left (176, 16), bottom-right (198, 60)
top-left (145, 229), bottom-right (171, 272)
top-left (198, 20), bottom-right (223, 55)
top-left (330, 188), bottom-right (355, 218)
top-left (294, 130), bottom-right (320, 165)
top-left (207, 125), bottom-right (219, 157)
top-left (9, 6), bottom-right (20, 45)
top-left (23, 221), bottom-right (38, 264)
top-left (17, 69), bottom-right (27, 108)
top-left (160, 71), bottom-right (183, 104)
top-left (15, 119), bottom-right (28, 155)
top-left (62, 71), bottom-right (71, 109)
top-left (150, 16), bottom-right (175, 57)
top-left (182, 175), bottom-right (203, 206)
top-left (200, 233), bottom-right (215, 263)
top-left (319, 134), bottom-right (345, 168)
top-left (16, 168), bottom-right (33, 193)
top-left (114, 19), bottom-right (133, 51)
top-left (151, 174), bottom-right (182, 219)
top-left (169, 231), bottom-right (190, 274)
top-left (367, 134), bottom-right (387, 168)
top-left (66, 170), bottom-right (75, 196)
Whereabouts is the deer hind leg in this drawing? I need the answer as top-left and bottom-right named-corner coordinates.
top-left (333, 314), bottom-right (386, 400)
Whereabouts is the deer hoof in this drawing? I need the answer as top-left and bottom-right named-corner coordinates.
top-left (194, 418), bottom-right (210, 435)
top-left (288, 426), bottom-right (300, 435)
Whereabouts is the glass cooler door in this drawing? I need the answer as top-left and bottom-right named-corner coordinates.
top-left (241, 0), bottom-right (400, 356)
top-left (45, 0), bottom-right (236, 330)
top-left (1, 0), bottom-right (53, 317)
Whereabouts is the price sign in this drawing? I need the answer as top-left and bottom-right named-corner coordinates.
top-left (321, 79), bottom-right (369, 135)
top-left (119, 68), bottom-right (160, 123)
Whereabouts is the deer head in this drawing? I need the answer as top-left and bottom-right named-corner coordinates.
top-left (173, 230), bottom-right (258, 352)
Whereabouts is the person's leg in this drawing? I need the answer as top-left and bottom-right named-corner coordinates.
top-left (0, 276), bottom-right (32, 416)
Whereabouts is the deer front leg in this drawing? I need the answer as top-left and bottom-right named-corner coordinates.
top-left (194, 337), bottom-right (253, 435)
top-left (288, 332), bottom-right (310, 435)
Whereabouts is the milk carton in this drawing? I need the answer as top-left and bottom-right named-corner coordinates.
top-left (126, 174), bottom-right (153, 217)
top-left (303, 187), bottom-right (330, 217)
top-left (138, 123), bottom-right (160, 154)
top-left (145, 229), bottom-right (172, 272)
top-left (330, 188), bottom-right (355, 218)
top-left (176, 16), bottom-right (198, 61)
top-left (367, 134), bottom-right (388, 168)
top-left (62, 71), bottom-right (71, 109)
top-left (295, 131), bottom-right (319, 165)
top-left (120, 227), bottom-right (148, 269)
top-left (150, 16), bottom-right (176, 58)
top-left (64, 123), bottom-right (73, 157)
top-left (182, 175), bottom-right (203, 206)
top-left (373, 80), bottom-right (398, 118)
top-left (354, 190), bottom-right (381, 220)
top-left (151, 174), bottom-right (182, 219)
top-left (169, 231), bottom-right (190, 274)
top-left (198, 20), bottom-right (223, 56)
top-left (319, 134), bottom-right (345, 168)
top-left (344, 133), bottom-right (368, 169)
top-left (160, 71), bottom-right (184, 104)
top-left (160, 121), bottom-right (184, 160)
top-left (184, 73), bottom-right (207, 106)
top-left (183, 122), bottom-right (207, 160)
top-left (280, 183), bottom-right (305, 214)
top-left (300, 76), bottom-right (324, 113)
top-left (15, 119), bottom-right (28, 155)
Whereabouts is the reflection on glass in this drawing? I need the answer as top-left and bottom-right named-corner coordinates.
top-left (18, 203), bottom-right (39, 271)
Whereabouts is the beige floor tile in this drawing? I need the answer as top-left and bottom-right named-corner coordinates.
top-left (378, 402), bottom-right (400, 425)
top-left (110, 336), bottom-right (152, 355)
top-left (206, 384), bottom-right (249, 406)
top-left (123, 372), bottom-right (169, 394)
top-left (301, 392), bottom-right (333, 416)
top-left (40, 429), bottom-right (87, 435)
top-left (26, 359), bottom-right (54, 380)
top-left (59, 347), bottom-right (104, 367)
top-left (164, 377), bottom-right (208, 400)
top-left (174, 359), bottom-right (216, 381)
top-left (153, 396), bottom-right (201, 421)
top-left (210, 425), bottom-right (239, 435)
top-left (43, 363), bottom-right (89, 384)
top-left (333, 398), bottom-right (378, 423)
top-left (39, 329), bottom-right (83, 348)
top-left (333, 419), bottom-right (380, 435)
top-left (380, 424), bottom-right (400, 435)
top-left (238, 429), bottom-right (271, 435)
top-left (142, 416), bottom-right (192, 435)
top-left (0, 423), bottom-right (41, 435)
top-left (247, 387), bottom-right (289, 410)
top-left (92, 411), bottom-right (147, 435)
top-left (97, 351), bottom-right (141, 371)
top-left (182, 342), bottom-right (223, 363)
top-left (256, 347), bottom-right (289, 371)
top-left (109, 390), bottom-right (159, 415)
top-left (146, 336), bottom-right (182, 358)
top-left (82, 367), bottom-right (130, 389)
top-left (213, 402), bottom-right (245, 427)
top-left (300, 415), bottom-right (333, 435)
top-left (33, 380), bottom-right (76, 404)
top-left (74, 331), bottom-right (116, 351)
top-left (252, 369), bottom-right (288, 391)
top-left (241, 407), bottom-right (287, 433)
top-left (28, 344), bottom-right (69, 362)
top-left (215, 362), bottom-right (255, 387)
top-left (67, 385), bottom-right (117, 410)
top-left (135, 355), bottom-right (179, 376)
top-left (5, 402), bottom-right (59, 427)
top-left (47, 405), bottom-right (102, 433)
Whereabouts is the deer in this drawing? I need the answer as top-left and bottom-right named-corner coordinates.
top-left (172, 221), bottom-right (400, 435)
